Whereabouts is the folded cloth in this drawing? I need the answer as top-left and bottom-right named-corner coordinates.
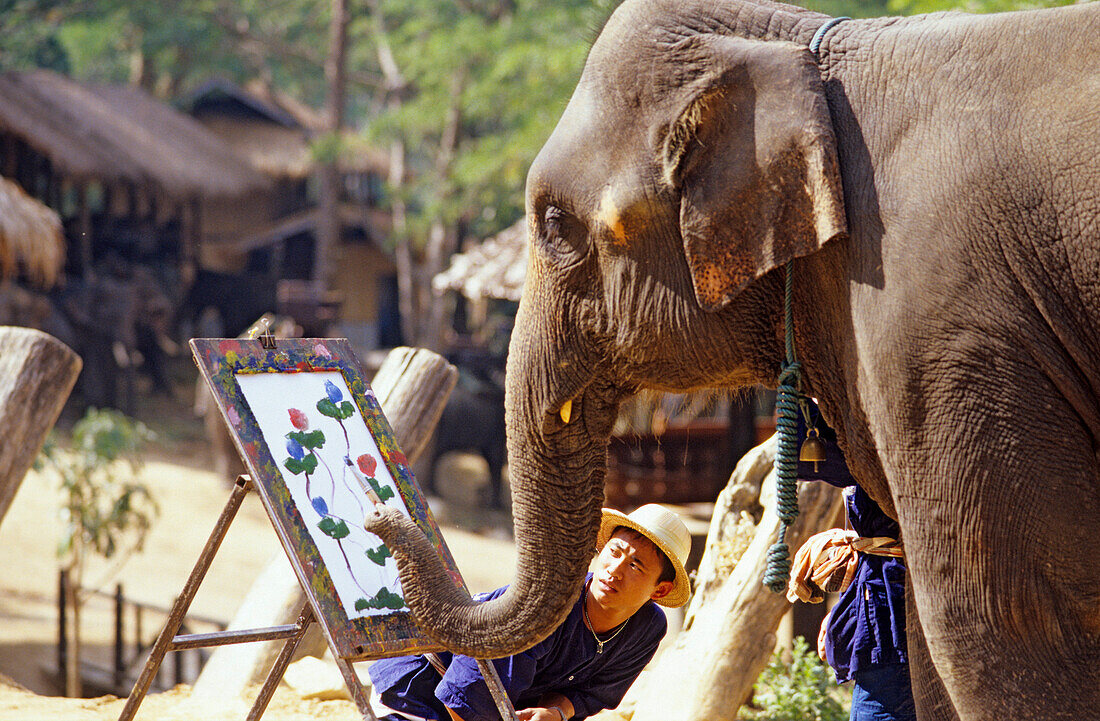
top-left (787, 529), bottom-right (904, 604)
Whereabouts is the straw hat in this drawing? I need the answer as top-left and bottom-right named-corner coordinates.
top-left (597, 504), bottom-right (691, 608)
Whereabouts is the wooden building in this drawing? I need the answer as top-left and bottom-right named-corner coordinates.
top-left (0, 69), bottom-right (269, 286)
top-left (184, 79), bottom-right (399, 347)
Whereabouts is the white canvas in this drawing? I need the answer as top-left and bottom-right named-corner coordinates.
top-left (236, 370), bottom-right (408, 619)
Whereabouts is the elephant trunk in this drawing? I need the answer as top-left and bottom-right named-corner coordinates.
top-left (365, 325), bottom-right (611, 658)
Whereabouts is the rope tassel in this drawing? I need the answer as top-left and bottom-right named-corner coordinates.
top-left (763, 262), bottom-right (803, 593)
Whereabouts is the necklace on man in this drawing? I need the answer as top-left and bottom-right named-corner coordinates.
top-left (582, 581), bottom-right (628, 654)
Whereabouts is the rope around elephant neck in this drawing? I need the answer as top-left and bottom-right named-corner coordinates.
top-left (762, 14), bottom-right (851, 595)
top-left (763, 262), bottom-right (803, 593)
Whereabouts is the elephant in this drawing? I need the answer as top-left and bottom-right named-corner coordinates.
top-left (426, 366), bottom-right (508, 508)
top-left (365, 1), bottom-right (1100, 719)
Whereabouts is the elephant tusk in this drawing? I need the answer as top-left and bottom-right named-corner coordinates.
top-left (560, 399), bottom-right (573, 424)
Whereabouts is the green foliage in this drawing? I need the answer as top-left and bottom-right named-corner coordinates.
top-left (366, 0), bottom-right (618, 243)
top-left (744, 637), bottom-right (848, 721)
top-left (37, 408), bottom-right (158, 568)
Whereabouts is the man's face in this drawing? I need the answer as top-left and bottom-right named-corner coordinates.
top-left (590, 529), bottom-right (673, 614)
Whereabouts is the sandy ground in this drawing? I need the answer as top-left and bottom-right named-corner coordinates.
top-left (0, 395), bottom-right (519, 720)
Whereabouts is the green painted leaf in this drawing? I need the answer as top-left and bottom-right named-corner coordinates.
top-left (301, 454), bottom-right (318, 474)
top-left (316, 398), bottom-right (339, 418)
top-left (369, 478), bottom-right (395, 502)
top-left (371, 586), bottom-right (406, 610)
top-left (318, 517), bottom-right (350, 539)
top-left (366, 544), bottom-right (392, 566)
top-left (284, 457), bottom-right (305, 475)
top-left (354, 598), bottom-right (370, 611)
top-left (338, 400), bottom-right (355, 419)
top-left (301, 430), bottom-right (325, 449)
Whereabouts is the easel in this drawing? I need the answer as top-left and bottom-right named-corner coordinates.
top-left (118, 336), bottom-right (519, 721)
top-left (117, 476), bottom-right (518, 721)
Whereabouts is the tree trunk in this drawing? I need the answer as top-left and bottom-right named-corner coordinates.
top-left (0, 326), bottom-right (81, 527)
top-left (420, 72), bottom-right (464, 352)
top-left (64, 549), bottom-right (84, 698)
top-left (189, 346), bottom-right (457, 702)
top-left (313, 0), bottom-right (349, 289)
top-left (619, 436), bottom-right (843, 721)
top-left (368, 0), bottom-right (416, 346)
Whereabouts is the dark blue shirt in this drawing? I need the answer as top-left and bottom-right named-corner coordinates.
top-left (369, 574), bottom-right (667, 720)
top-left (797, 406), bottom-right (908, 683)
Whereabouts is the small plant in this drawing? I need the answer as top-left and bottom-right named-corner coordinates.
top-left (37, 408), bottom-right (158, 697)
top-left (743, 636), bottom-right (848, 721)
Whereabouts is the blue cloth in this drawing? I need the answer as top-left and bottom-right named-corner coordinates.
top-left (796, 405), bottom-right (908, 685)
top-left (368, 574), bottom-right (667, 721)
top-left (850, 663), bottom-right (917, 721)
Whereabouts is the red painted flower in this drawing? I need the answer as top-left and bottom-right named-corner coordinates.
top-left (288, 408), bottom-right (309, 430)
top-left (356, 454), bottom-right (377, 477)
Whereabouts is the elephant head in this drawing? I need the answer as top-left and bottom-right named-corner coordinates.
top-left (365, 0), bottom-right (847, 656)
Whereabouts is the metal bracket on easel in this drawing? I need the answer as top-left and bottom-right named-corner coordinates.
top-left (246, 316), bottom-right (278, 350)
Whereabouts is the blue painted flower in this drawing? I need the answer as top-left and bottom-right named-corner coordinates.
top-left (286, 437), bottom-right (305, 461)
top-left (311, 496), bottom-right (329, 516)
top-left (324, 380), bottom-right (343, 403)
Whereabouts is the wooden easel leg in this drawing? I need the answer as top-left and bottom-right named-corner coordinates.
top-left (246, 601), bottom-right (315, 721)
top-left (333, 657), bottom-right (378, 721)
top-left (118, 476), bottom-right (253, 721)
top-left (476, 659), bottom-right (519, 721)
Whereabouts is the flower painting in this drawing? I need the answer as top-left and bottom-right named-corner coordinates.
top-left (236, 370), bottom-right (407, 619)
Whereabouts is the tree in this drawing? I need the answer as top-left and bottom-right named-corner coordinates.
top-left (37, 408), bottom-right (157, 697)
top-left (364, 0), bottom-right (614, 348)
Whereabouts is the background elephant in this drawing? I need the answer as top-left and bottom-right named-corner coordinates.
top-left (425, 366), bottom-right (508, 508)
top-left (366, 1), bottom-right (1100, 719)
top-left (56, 258), bottom-right (176, 413)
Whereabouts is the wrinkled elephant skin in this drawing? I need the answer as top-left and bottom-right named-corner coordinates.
top-left (364, 2), bottom-right (1100, 719)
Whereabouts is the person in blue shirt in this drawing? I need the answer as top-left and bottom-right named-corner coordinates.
top-left (369, 504), bottom-right (692, 721)
top-left (796, 402), bottom-right (916, 721)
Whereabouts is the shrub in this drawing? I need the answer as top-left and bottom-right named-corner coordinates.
top-left (744, 636), bottom-right (848, 721)
top-left (37, 407), bottom-right (158, 696)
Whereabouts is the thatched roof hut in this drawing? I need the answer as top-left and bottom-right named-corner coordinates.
top-left (0, 175), bottom-right (63, 287)
top-left (0, 70), bottom-right (269, 198)
top-left (185, 79), bottom-right (389, 180)
top-left (433, 219), bottom-right (527, 302)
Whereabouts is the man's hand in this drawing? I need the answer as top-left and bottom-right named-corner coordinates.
top-left (516, 707), bottom-right (567, 721)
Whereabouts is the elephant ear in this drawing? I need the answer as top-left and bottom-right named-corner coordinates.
top-left (659, 35), bottom-right (847, 311)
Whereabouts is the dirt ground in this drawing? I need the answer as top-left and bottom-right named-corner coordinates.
top-left (0, 389), bottom-right (518, 720)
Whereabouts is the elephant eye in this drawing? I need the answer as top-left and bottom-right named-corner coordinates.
top-left (538, 204), bottom-right (587, 264)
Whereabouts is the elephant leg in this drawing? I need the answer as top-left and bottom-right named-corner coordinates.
top-left (905, 576), bottom-right (959, 721)
top-left (895, 398), bottom-right (1100, 720)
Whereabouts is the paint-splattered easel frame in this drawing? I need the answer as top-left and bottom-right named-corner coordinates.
top-left (191, 337), bottom-right (460, 661)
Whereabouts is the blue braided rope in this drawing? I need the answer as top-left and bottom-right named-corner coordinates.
top-left (764, 262), bottom-right (802, 593)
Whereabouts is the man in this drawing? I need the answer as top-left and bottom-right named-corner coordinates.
top-left (793, 401), bottom-right (915, 721)
top-left (369, 504), bottom-right (692, 721)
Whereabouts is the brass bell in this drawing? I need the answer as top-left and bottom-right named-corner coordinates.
top-left (799, 427), bottom-right (827, 473)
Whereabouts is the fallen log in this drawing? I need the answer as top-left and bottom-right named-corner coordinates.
top-left (621, 435), bottom-right (843, 721)
top-left (0, 326), bottom-right (81, 528)
top-left (189, 346), bottom-right (457, 702)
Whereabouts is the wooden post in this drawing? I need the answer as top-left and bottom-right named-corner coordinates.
top-left (189, 346), bottom-right (457, 702)
top-left (0, 327), bottom-right (81, 527)
top-left (622, 436), bottom-right (844, 721)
